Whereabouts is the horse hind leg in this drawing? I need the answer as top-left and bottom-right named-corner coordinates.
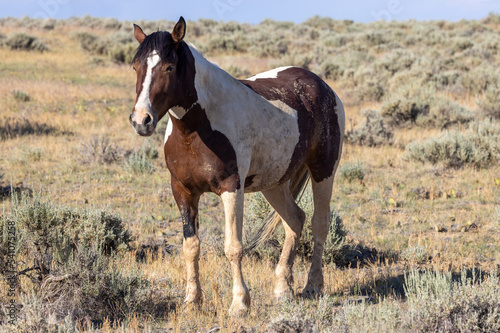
top-left (262, 184), bottom-right (306, 300)
top-left (302, 175), bottom-right (335, 298)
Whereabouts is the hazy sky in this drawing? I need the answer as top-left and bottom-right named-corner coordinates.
top-left (1, 0), bottom-right (499, 23)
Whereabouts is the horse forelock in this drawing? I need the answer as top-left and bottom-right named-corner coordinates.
top-left (132, 31), bottom-right (176, 64)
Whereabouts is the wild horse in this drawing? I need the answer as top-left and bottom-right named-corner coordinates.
top-left (129, 17), bottom-right (345, 314)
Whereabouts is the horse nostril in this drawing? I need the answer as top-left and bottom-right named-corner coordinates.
top-left (143, 114), bottom-right (153, 126)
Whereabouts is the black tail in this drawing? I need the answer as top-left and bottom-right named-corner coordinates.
top-left (244, 167), bottom-right (310, 254)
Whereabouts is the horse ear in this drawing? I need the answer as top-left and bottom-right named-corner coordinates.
top-left (133, 24), bottom-right (146, 44)
top-left (172, 16), bottom-right (186, 43)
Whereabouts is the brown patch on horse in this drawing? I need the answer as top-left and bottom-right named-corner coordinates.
top-left (241, 67), bottom-right (341, 183)
top-left (166, 103), bottom-right (240, 195)
top-left (162, 43), bottom-right (240, 196)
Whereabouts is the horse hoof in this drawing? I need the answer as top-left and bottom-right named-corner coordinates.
top-left (301, 284), bottom-right (322, 299)
top-left (229, 302), bottom-right (249, 317)
top-left (229, 294), bottom-right (251, 317)
top-left (274, 288), bottom-right (294, 302)
top-left (183, 294), bottom-right (203, 310)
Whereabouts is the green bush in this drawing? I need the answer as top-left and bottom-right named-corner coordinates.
top-left (405, 120), bottom-right (500, 169)
top-left (381, 85), bottom-right (472, 128)
top-left (3, 32), bottom-right (48, 52)
top-left (338, 162), bottom-right (366, 183)
top-left (478, 85), bottom-right (500, 119)
top-left (319, 61), bottom-right (342, 80)
top-left (72, 31), bottom-right (135, 63)
top-left (0, 192), bottom-right (130, 279)
top-left (346, 110), bottom-right (393, 146)
top-left (126, 143), bottom-right (158, 174)
top-left (225, 64), bottom-right (251, 78)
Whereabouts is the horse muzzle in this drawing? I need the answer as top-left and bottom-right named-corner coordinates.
top-left (129, 110), bottom-right (157, 136)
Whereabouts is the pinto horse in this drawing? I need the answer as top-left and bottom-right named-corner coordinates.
top-left (129, 17), bottom-right (345, 314)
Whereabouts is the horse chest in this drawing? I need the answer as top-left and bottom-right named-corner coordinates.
top-left (164, 129), bottom-right (239, 194)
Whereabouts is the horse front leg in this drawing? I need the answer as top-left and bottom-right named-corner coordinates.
top-left (221, 188), bottom-right (250, 315)
top-left (171, 178), bottom-right (202, 305)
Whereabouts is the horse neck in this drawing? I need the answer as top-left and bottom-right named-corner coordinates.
top-left (188, 45), bottom-right (247, 111)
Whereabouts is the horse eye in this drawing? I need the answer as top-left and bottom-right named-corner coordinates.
top-left (132, 67), bottom-right (137, 72)
top-left (166, 65), bottom-right (175, 73)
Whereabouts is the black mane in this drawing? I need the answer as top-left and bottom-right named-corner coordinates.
top-left (132, 31), bottom-right (176, 64)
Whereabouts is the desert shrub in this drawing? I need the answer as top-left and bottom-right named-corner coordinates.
top-left (3, 32), bottom-right (48, 52)
top-left (478, 85), bottom-right (500, 119)
top-left (318, 61), bottom-right (342, 80)
top-left (273, 52), bottom-right (312, 70)
top-left (249, 33), bottom-right (289, 58)
top-left (417, 98), bottom-right (473, 129)
top-left (80, 136), bottom-right (125, 164)
top-left (431, 70), bottom-right (462, 89)
top-left (0, 192), bottom-right (129, 279)
top-left (381, 84), bottom-right (472, 128)
top-left (375, 51), bottom-right (415, 75)
top-left (381, 96), bottom-right (430, 127)
top-left (126, 144), bottom-right (157, 174)
top-left (405, 120), bottom-right (500, 169)
top-left (11, 89), bottom-right (30, 102)
top-left (108, 42), bottom-right (136, 63)
top-left (72, 31), bottom-right (135, 63)
top-left (400, 246), bottom-right (428, 264)
top-left (460, 64), bottom-right (499, 95)
top-left (0, 117), bottom-right (60, 140)
top-left (298, 209), bottom-right (351, 266)
top-left (41, 18), bottom-right (56, 30)
top-left (225, 64), bottom-right (251, 78)
top-left (404, 269), bottom-right (500, 333)
top-left (346, 110), bottom-right (393, 147)
top-left (338, 162), bottom-right (366, 183)
top-left (205, 34), bottom-right (248, 53)
top-left (358, 79), bottom-right (385, 102)
top-left (325, 268), bottom-right (500, 332)
top-left (72, 31), bottom-right (108, 55)
top-left (11, 246), bottom-right (156, 327)
top-left (0, 192), bottom-right (172, 327)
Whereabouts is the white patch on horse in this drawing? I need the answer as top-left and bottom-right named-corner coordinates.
top-left (188, 45), bottom-right (299, 191)
top-left (246, 67), bottom-right (293, 81)
top-left (164, 116), bottom-right (173, 144)
top-left (168, 101), bottom-right (197, 120)
top-left (134, 51), bottom-right (160, 113)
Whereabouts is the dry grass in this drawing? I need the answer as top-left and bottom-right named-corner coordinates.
top-left (0, 16), bottom-right (499, 332)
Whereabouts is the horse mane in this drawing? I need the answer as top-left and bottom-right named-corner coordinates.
top-left (132, 31), bottom-right (176, 64)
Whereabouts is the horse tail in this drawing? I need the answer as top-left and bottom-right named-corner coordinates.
top-left (244, 167), bottom-right (310, 254)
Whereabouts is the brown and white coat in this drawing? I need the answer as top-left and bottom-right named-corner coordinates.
top-left (129, 17), bottom-right (345, 314)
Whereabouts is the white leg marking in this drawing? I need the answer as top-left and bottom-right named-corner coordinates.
top-left (221, 190), bottom-right (250, 314)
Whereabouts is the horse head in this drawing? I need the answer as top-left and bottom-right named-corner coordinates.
top-left (129, 17), bottom-right (196, 136)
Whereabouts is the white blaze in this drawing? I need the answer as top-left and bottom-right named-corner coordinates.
top-left (134, 51), bottom-right (160, 112)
